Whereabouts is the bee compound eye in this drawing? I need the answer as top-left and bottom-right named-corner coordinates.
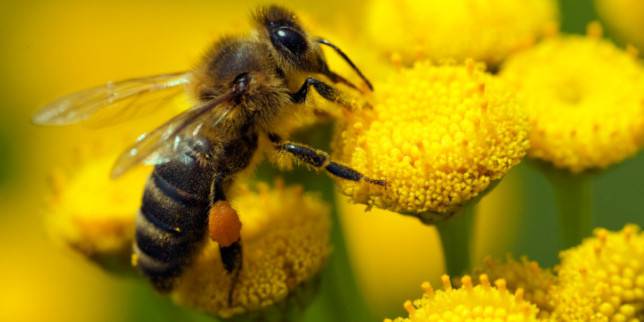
top-left (271, 27), bottom-right (308, 55)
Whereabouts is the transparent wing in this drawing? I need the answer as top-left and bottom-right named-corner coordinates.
top-left (33, 72), bottom-right (192, 126)
top-left (110, 91), bottom-right (235, 178)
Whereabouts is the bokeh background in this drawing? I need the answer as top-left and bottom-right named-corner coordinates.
top-left (0, 1), bottom-right (642, 321)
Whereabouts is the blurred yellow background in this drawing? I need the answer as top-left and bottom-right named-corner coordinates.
top-left (1, 1), bottom-right (300, 321)
top-left (0, 1), bottom-right (381, 321)
top-left (1, 1), bottom-right (643, 322)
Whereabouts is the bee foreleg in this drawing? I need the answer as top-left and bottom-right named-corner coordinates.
top-left (269, 134), bottom-right (385, 186)
top-left (290, 77), bottom-right (353, 110)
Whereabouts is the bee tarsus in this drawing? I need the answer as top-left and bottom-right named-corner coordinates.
top-left (219, 240), bottom-right (242, 306)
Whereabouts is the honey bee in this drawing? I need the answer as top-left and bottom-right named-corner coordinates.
top-left (33, 5), bottom-right (384, 304)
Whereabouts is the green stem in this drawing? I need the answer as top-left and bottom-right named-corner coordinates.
top-left (254, 123), bottom-right (374, 322)
top-left (124, 280), bottom-right (213, 322)
top-left (435, 204), bottom-right (476, 276)
top-left (545, 170), bottom-right (593, 249)
top-left (317, 190), bottom-right (374, 322)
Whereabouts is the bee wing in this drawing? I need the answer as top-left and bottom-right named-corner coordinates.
top-left (32, 72), bottom-right (191, 126)
top-left (110, 91), bottom-right (235, 178)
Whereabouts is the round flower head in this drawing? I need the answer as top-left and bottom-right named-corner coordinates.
top-left (46, 145), bottom-right (150, 273)
top-left (468, 256), bottom-right (556, 318)
top-left (501, 28), bottom-right (644, 173)
top-left (172, 181), bottom-right (330, 319)
top-left (364, 0), bottom-right (559, 66)
top-left (549, 225), bottom-right (644, 322)
top-left (333, 60), bottom-right (529, 221)
top-left (385, 274), bottom-right (539, 322)
top-left (595, 0), bottom-right (644, 50)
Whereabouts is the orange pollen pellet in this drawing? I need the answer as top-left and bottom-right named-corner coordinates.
top-left (208, 201), bottom-right (242, 247)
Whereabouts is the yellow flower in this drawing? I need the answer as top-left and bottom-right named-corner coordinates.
top-left (468, 256), bottom-right (556, 318)
top-left (333, 60), bottom-right (529, 220)
top-left (172, 181), bottom-right (331, 319)
top-left (385, 274), bottom-right (539, 322)
top-left (364, 0), bottom-right (559, 66)
top-left (501, 29), bottom-right (644, 173)
top-left (549, 225), bottom-right (644, 322)
top-left (46, 144), bottom-right (150, 273)
top-left (595, 0), bottom-right (644, 51)
top-left (46, 140), bottom-right (330, 320)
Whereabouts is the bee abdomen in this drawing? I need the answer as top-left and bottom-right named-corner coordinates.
top-left (135, 211), bottom-right (192, 264)
top-left (134, 159), bottom-right (214, 291)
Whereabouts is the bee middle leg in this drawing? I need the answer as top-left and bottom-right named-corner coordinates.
top-left (268, 133), bottom-right (385, 186)
top-left (209, 175), bottom-right (243, 306)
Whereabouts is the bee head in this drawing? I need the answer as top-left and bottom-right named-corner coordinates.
top-left (254, 5), bottom-right (373, 91)
top-left (254, 5), bottom-right (327, 73)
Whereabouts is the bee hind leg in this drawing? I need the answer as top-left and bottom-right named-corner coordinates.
top-left (208, 176), bottom-right (243, 307)
top-left (219, 240), bottom-right (242, 307)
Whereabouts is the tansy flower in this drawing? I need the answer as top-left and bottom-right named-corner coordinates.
top-left (46, 141), bottom-right (331, 319)
top-left (385, 274), bottom-right (539, 322)
top-left (548, 224), bottom-right (644, 322)
top-left (501, 28), bottom-right (644, 173)
top-left (333, 60), bottom-right (529, 220)
top-left (46, 144), bottom-right (150, 273)
top-left (467, 256), bottom-right (556, 318)
top-left (364, 0), bottom-right (559, 67)
top-left (595, 0), bottom-right (644, 51)
top-left (171, 181), bottom-right (330, 319)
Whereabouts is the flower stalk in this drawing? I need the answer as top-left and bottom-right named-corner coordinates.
top-left (256, 123), bottom-right (375, 322)
top-left (320, 192), bottom-right (375, 322)
top-left (435, 204), bottom-right (476, 276)
top-left (544, 168), bottom-right (593, 249)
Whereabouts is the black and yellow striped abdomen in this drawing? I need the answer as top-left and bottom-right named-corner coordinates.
top-left (134, 157), bottom-right (214, 291)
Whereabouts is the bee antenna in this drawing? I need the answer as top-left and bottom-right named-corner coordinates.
top-left (325, 70), bottom-right (360, 91)
top-left (316, 38), bottom-right (374, 91)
